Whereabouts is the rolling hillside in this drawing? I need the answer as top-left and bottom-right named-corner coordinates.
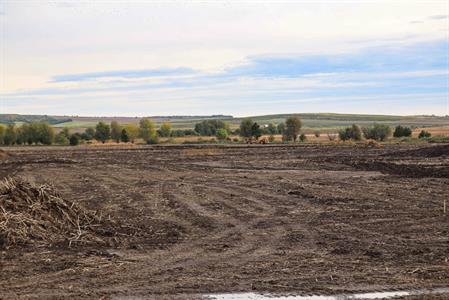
top-left (1, 113), bottom-right (448, 131)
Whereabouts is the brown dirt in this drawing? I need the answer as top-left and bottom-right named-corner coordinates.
top-left (0, 149), bottom-right (9, 160)
top-left (0, 143), bottom-right (448, 299)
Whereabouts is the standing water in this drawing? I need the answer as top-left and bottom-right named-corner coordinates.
top-left (204, 287), bottom-right (449, 299)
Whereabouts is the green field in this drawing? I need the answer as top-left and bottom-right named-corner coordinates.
top-left (51, 121), bottom-right (98, 128)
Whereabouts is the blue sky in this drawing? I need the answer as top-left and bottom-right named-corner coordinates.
top-left (0, 1), bottom-right (448, 116)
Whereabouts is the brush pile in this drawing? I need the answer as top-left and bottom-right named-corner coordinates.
top-left (0, 177), bottom-right (100, 248)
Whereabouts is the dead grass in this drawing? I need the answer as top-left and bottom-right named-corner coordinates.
top-left (413, 126), bottom-right (449, 137)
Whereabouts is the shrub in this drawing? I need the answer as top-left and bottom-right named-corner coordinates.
top-left (146, 136), bottom-right (159, 144)
top-left (418, 130), bottom-right (431, 139)
top-left (120, 128), bottom-right (130, 143)
top-left (393, 125), bottom-right (412, 138)
top-left (194, 120), bottom-right (229, 136)
top-left (314, 131), bottom-right (320, 138)
top-left (170, 129), bottom-right (185, 137)
top-left (339, 124), bottom-right (362, 141)
top-left (362, 124), bottom-right (391, 141)
top-left (55, 132), bottom-right (69, 145)
top-left (158, 122), bottom-right (172, 137)
top-left (268, 135), bottom-right (275, 143)
top-left (216, 128), bottom-right (228, 141)
top-left (233, 137), bottom-right (240, 142)
top-left (183, 129), bottom-right (198, 136)
top-left (83, 127), bottom-right (95, 141)
top-left (299, 133), bottom-right (307, 142)
top-left (277, 123), bottom-right (285, 135)
top-left (69, 134), bottom-right (80, 146)
top-left (61, 128), bottom-right (70, 139)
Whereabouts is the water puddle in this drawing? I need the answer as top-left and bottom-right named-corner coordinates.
top-left (204, 287), bottom-right (449, 300)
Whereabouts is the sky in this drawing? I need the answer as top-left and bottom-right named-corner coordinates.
top-left (0, 0), bottom-right (448, 117)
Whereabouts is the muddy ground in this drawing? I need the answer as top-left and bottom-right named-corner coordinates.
top-left (0, 143), bottom-right (448, 299)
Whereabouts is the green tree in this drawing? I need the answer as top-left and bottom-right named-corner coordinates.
top-left (55, 132), bottom-right (69, 145)
top-left (299, 133), bottom-right (307, 142)
top-left (61, 128), bottom-right (70, 138)
top-left (158, 122), bottom-right (172, 137)
top-left (239, 119), bottom-right (262, 142)
top-left (82, 127), bottom-right (95, 141)
top-left (393, 125), bottom-right (412, 138)
top-left (69, 134), bottom-right (80, 146)
top-left (216, 128), bottom-right (228, 141)
top-left (139, 118), bottom-right (157, 144)
top-left (283, 116), bottom-right (302, 142)
top-left (120, 128), bottom-right (130, 143)
top-left (16, 124), bottom-right (31, 145)
top-left (267, 123), bottom-right (277, 135)
top-left (36, 122), bottom-right (55, 145)
top-left (110, 121), bottom-right (122, 143)
top-left (18, 123), bottom-right (41, 145)
top-left (239, 118), bottom-right (254, 141)
top-left (194, 120), bottom-right (230, 136)
top-left (0, 125), bottom-right (5, 145)
top-left (4, 124), bottom-right (17, 145)
top-left (277, 123), bottom-right (285, 135)
top-left (125, 124), bottom-right (139, 143)
top-left (251, 122), bottom-right (262, 140)
top-left (95, 122), bottom-right (111, 143)
top-left (339, 124), bottom-right (362, 141)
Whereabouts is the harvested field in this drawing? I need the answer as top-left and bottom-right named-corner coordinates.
top-left (0, 143), bottom-right (448, 299)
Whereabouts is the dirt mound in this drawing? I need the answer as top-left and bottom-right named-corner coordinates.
top-left (0, 177), bottom-right (100, 248)
top-left (385, 144), bottom-right (449, 158)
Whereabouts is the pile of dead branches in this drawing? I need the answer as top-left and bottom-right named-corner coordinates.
top-left (0, 177), bottom-right (101, 248)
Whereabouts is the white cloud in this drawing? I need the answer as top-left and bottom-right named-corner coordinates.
top-left (1, 1), bottom-right (448, 115)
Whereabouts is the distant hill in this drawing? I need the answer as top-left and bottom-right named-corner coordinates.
top-left (0, 114), bottom-right (72, 125)
top-left (1, 113), bottom-right (448, 131)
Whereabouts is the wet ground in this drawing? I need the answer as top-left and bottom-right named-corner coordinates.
top-left (1, 143), bottom-right (448, 299)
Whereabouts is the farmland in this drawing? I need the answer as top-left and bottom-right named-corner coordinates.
top-left (1, 143), bottom-right (448, 299)
top-left (2, 113), bottom-right (449, 133)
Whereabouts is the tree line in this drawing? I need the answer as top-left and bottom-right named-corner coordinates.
top-left (338, 124), bottom-right (430, 141)
top-left (0, 116), bottom-right (431, 146)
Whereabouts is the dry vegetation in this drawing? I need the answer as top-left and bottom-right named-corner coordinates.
top-left (413, 127), bottom-right (449, 138)
top-left (0, 177), bottom-right (99, 248)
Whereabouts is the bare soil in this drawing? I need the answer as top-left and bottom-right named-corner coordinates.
top-left (1, 143), bottom-right (448, 299)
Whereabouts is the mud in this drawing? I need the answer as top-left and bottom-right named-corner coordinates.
top-left (0, 144), bottom-right (448, 299)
